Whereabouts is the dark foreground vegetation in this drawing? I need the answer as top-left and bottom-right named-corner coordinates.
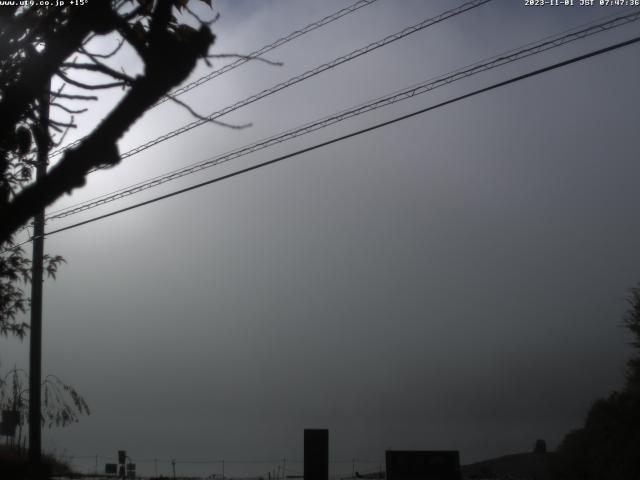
top-left (0, 445), bottom-right (73, 478)
top-left (463, 451), bottom-right (553, 479)
top-left (552, 285), bottom-right (640, 479)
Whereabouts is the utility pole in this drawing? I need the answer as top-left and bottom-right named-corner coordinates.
top-left (28, 83), bottom-right (49, 473)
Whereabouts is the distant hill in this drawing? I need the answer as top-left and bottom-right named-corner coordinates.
top-left (462, 452), bottom-right (554, 480)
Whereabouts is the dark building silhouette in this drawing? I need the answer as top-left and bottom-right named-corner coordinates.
top-left (385, 450), bottom-right (461, 480)
top-left (304, 429), bottom-right (329, 480)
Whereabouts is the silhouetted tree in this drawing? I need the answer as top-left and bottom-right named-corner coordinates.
top-left (0, 0), bottom-right (217, 336)
top-left (0, 249), bottom-right (63, 337)
top-left (0, 242), bottom-right (32, 337)
top-left (0, 0), bottom-right (216, 244)
top-left (553, 285), bottom-right (640, 479)
top-left (0, 366), bottom-right (90, 449)
top-left (624, 286), bottom-right (640, 396)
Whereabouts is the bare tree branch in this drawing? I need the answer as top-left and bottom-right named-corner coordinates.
top-left (60, 62), bottom-right (136, 84)
top-left (0, 2), bottom-right (216, 242)
top-left (207, 53), bottom-right (283, 67)
top-left (55, 69), bottom-right (128, 90)
top-left (184, 4), bottom-right (220, 26)
top-left (0, 2), bottom-right (116, 140)
top-left (165, 92), bottom-right (251, 130)
top-left (50, 103), bottom-right (88, 115)
top-left (79, 38), bottom-right (125, 59)
top-left (50, 93), bottom-right (98, 101)
top-left (49, 119), bottom-right (76, 130)
top-left (51, 120), bottom-right (74, 148)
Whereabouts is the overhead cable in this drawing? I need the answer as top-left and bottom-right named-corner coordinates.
top-left (48, 0), bottom-right (492, 163)
top-left (36, 35), bottom-right (640, 241)
top-left (158, 0), bottom-right (382, 104)
top-left (44, 8), bottom-right (640, 222)
top-left (47, 0), bottom-right (382, 159)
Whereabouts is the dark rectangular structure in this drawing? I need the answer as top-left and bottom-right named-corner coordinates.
top-left (304, 429), bottom-right (328, 480)
top-left (385, 450), bottom-right (461, 480)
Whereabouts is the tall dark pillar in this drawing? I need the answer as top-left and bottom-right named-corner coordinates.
top-left (304, 429), bottom-right (328, 480)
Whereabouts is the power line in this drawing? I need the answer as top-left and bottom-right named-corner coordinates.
top-left (48, 0), bottom-right (492, 165)
top-left (37, 35), bottom-right (640, 241)
top-left (68, 456), bottom-right (381, 464)
top-left (47, 0), bottom-right (382, 159)
top-left (111, 0), bottom-right (492, 161)
top-left (158, 0), bottom-right (382, 105)
top-left (4, 33), bottom-right (637, 257)
top-left (44, 8), bottom-right (640, 222)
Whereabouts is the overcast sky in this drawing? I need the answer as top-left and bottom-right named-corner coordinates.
top-left (2, 0), bottom-right (640, 477)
